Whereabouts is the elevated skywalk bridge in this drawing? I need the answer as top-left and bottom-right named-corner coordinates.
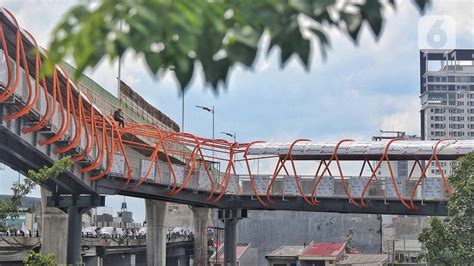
top-left (1, 7), bottom-right (474, 218)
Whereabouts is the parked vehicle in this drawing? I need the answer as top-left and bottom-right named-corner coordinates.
top-left (137, 227), bottom-right (147, 237)
top-left (99, 227), bottom-right (115, 238)
top-left (83, 226), bottom-right (99, 238)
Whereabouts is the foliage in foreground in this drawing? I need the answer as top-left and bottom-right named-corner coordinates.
top-left (0, 157), bottom-right (73, 221)
top-left (23, 250), bottom-right (56, 266)
top-left (418, 153), bottom-right (474, 264)
top-left (45, 0), bottom-right (429, 90)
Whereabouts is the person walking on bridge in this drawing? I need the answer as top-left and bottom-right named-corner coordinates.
top-left (113, 107), bottom-right (125, 128)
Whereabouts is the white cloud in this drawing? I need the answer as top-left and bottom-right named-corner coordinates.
top-left (432, 0), bottom-right (474, 38)
top-left (380, 97), bottom-right (421, 135)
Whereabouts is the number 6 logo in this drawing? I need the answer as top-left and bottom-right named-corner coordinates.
top-left (418, 16), bottom-right (456, 50)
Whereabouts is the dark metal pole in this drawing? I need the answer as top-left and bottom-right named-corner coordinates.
top-left (181, 94), bottom-right (185, 132)
top-left (216, 227), bottom-right (219, 265)
top-left (117, 20), bottom-right (123, 98)
top-left (67, 206), bottom-right (82, 264)
top-left (212, 106), bottom-right (215, 160)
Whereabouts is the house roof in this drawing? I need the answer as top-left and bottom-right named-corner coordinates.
top-left (337, 254), bottom-right (388, 265)
top-left (299, 242), bottom-right (345, 261)
top-left (266, 246), bottom-right (305, 258)
top-left (210, 243), bottom-right (250, 261)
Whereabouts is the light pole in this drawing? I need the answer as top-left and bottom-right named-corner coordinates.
top-left (195, 105), bottom-right (214, 140)
top-left (195, 105), bottom-right (215, 160)
top-left (117, 19), bottom-right (123, 98)
top-left (181, 93), bottom-right (185, 132)
top-left (220, 131), bottom-right (236, 143)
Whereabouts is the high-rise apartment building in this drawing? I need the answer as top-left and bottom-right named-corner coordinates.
top-left (420, 49), bottom-right (474, 176)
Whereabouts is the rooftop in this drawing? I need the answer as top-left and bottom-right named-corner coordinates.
top-left (337, 254), bottom-right (388, 265)
top-left (210, 243), bottom-right (251, 261)
top-left (266, 245), bottom-right (304, 258)
top-left (299, 242), bottom-right (345, 261)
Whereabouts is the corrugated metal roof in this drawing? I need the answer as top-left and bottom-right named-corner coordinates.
top-left (266, 245), bottom-right (304, 258)
top-left (337, 254), bottom-right (388, 265)
top-left (299, 242), bottom-right (345, 258)
top-left (210, 243), bottom-right (251, 261)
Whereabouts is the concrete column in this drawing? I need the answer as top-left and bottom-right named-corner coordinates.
top-left (224, 219), bottom-right (238, 266)
top-left (191, 207), bottom-right (211, 266)
top-left (67, 206), bottom-right (83, 264)
top-left (40, 188), bottom-right (68, 264)
top-left (145, 199), bottom-right (168, 266)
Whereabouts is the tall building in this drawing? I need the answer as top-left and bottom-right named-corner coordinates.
top-left (420, 49), bottom-right (474, 176)
top-left (116, 199), bottom-right (133, 224)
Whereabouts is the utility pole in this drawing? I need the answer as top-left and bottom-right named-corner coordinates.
top-left (220, 131), bottom-right (236, 143)
top-left (117, 19), bottom-right (123, 98)
top-left (195, 105), bottom-right (215, 160)
top-left (181, 94), bottom-right (185, 132)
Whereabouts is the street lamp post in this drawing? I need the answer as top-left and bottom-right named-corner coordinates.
top-left (195, 105), bottom-right (214, 139)
top-left (195, 105), bottom-right (215, 159)
top-left (220, 131), bottom-right (236, 143)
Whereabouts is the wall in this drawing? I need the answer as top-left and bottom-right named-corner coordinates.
top-left (166, 204), bottom-right (194, 230)
top-left (234, 211), bottom-right (382, 266)
top-left (239, 246), bottom-right (258, 266)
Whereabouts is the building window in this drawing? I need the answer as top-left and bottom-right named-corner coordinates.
top-left (432, 108), bottom-right (446, 113)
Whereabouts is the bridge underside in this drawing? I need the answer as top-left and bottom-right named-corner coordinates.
top-left (95, 176), bottom-right (448, 216)
top-left (0, 122), bottom-right (95, 195)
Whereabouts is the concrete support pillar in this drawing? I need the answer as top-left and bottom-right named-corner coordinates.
top-left (191, 207), bottom-right (211, 266)
top-left (67, 206), bottom-right (83, 265)
top-left (224, 219), bottom-right (239, 266)
top-left (145, 199), bottom-right (168, 266)
top-left (40, 188), bottom-right (68, 264)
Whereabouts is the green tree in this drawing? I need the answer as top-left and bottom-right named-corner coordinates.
top-left (418, 153), bottom-right (474, 264)
top-left (23, 250), bottom-right (56, 266)
top-left (0, 157), bottom-right (73, 223)
top-left (45, 0), bottom-right (430, 90)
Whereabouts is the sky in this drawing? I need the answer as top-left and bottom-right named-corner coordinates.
top-left (0, 0), bottom-right (473, 223)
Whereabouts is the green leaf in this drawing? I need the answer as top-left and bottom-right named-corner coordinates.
top-left (226, 41), bottom-right (258, 68)
top-left (309, 27), bottom-right (330, 59)
top-left (174, 57), bottom-right (195, 89)
top-left (144, 51), bottom-right (164, 75)
top-left (360, 1), bottom-right (384, 38)
top-left (201, 58), bottom-right (231, 89)
top-left (340, 11), bottom-right (362, 42)
top-left (414, 0), bottom-right (430, 12)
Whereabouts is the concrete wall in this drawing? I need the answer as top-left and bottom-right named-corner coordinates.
top-left (239, 246), bottom-right (258, 266)
top-left (233, 211), bottom-right (382, 266)
top-left (167, 203), bottom-right (194, 229)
